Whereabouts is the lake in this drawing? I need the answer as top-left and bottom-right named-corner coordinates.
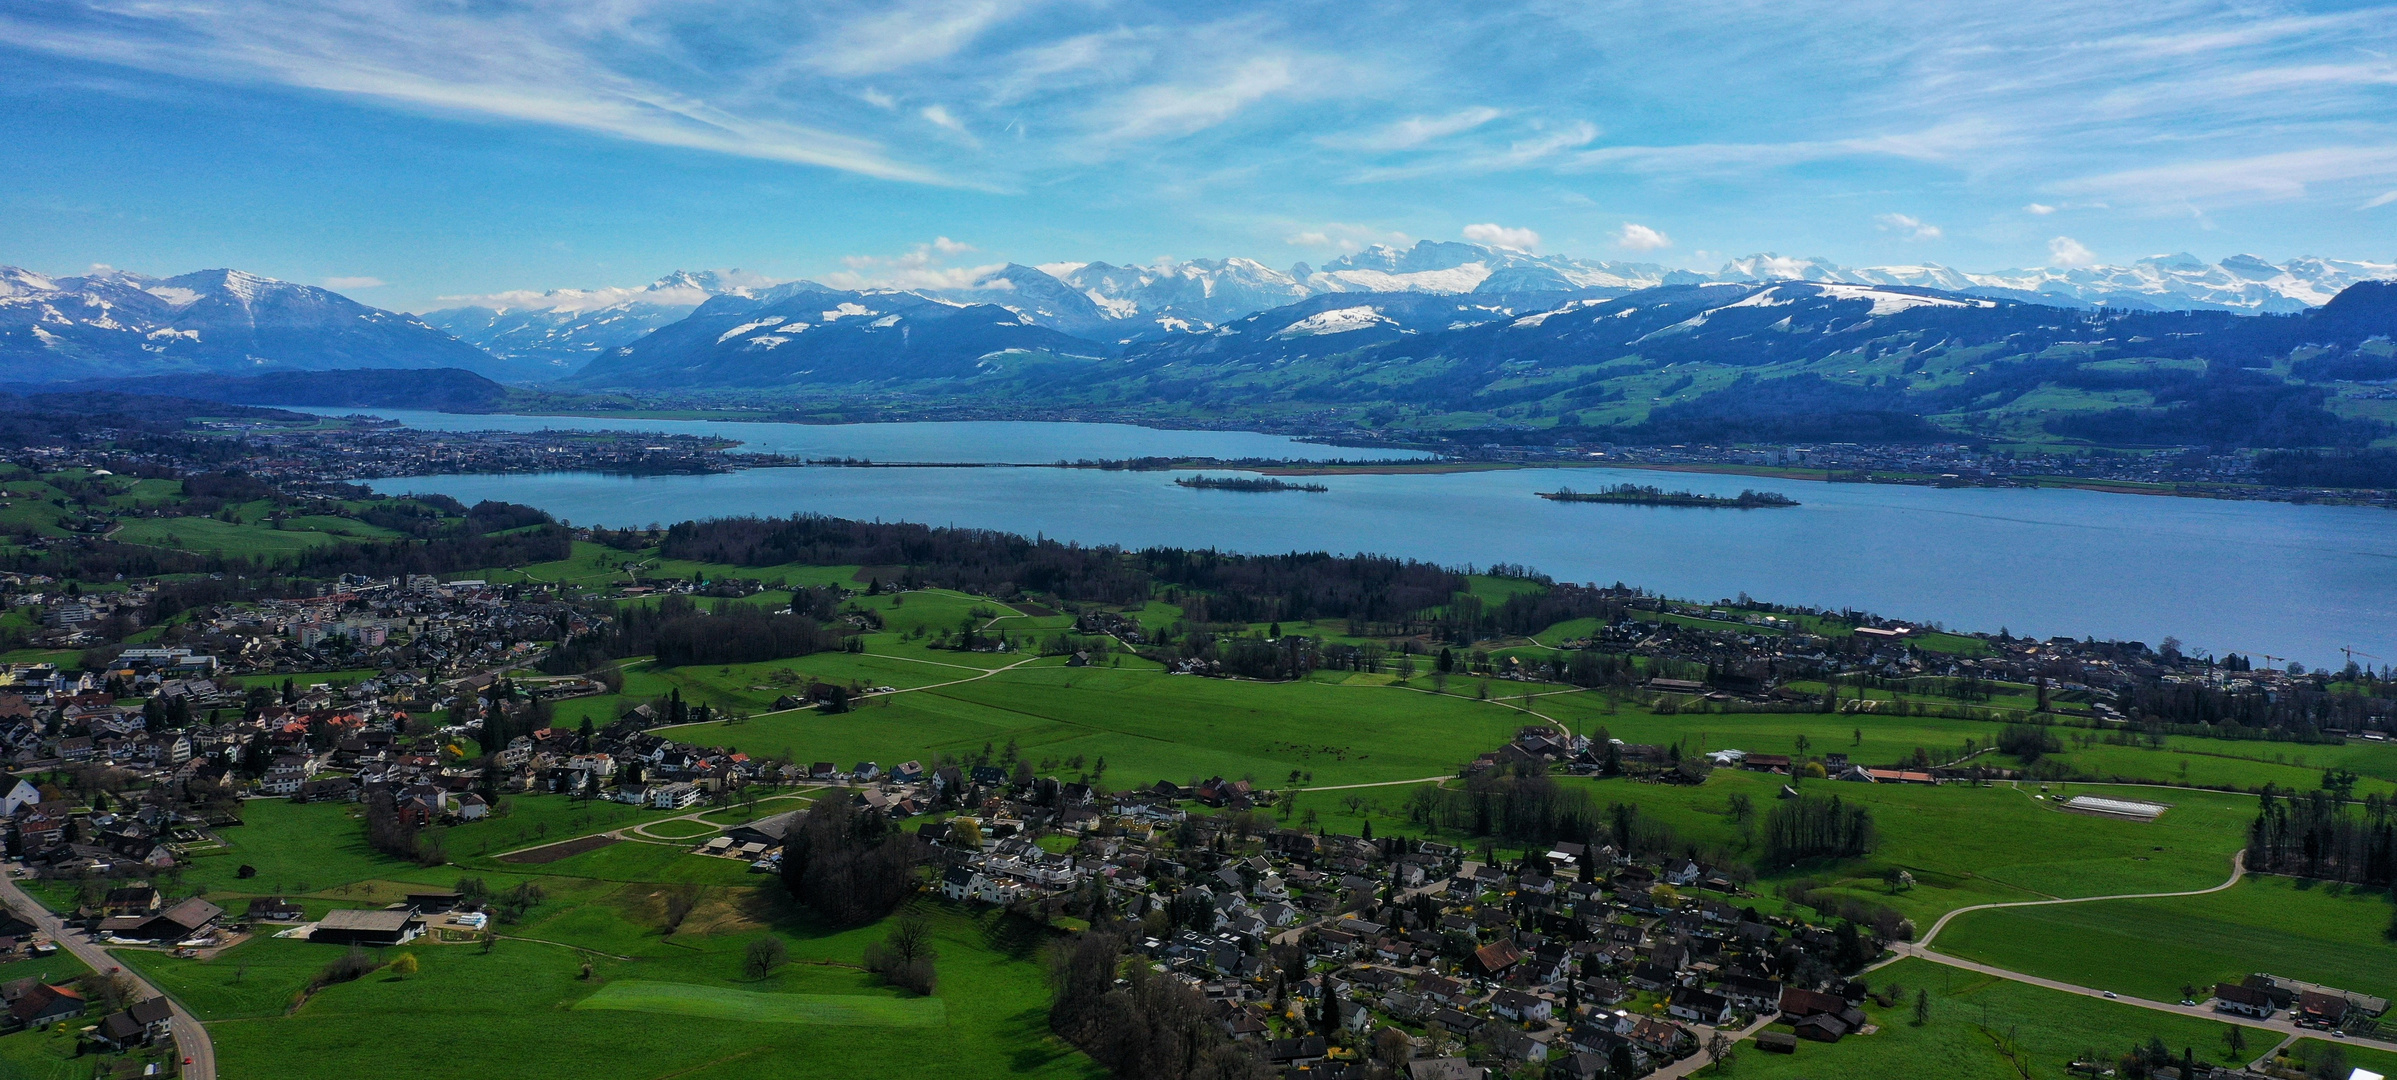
top-left (350, 414), bottom-right (2397, 667)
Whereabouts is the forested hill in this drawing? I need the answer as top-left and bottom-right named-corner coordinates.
top-left (1092, 279), bottom-right (2397, 447)
top-left (569, 277), bottom-right (2397, 450)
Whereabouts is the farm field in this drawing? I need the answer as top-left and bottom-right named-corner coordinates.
top-left (1932, 874), bottom-right (2397, 1004)
top-left (667, 658), bottom-right (1534, 789)
top-left (1572, 772), bottom-right (2259, 925)
top-left (114, 878), bottom-right (1095, 1080)
top-left (1733, 958), bottom-right (2267, 1080)
top-left (2281, 1039), bottom-right (2397, 1079)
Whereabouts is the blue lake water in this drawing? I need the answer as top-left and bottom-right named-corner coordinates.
top-left (344, 413), bottom-right (2397, 667)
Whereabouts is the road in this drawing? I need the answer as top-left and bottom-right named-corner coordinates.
top-left (0, 869), bottom-right (214, 1080)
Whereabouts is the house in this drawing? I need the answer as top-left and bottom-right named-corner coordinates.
top-left (6, 983), bottom-right (81, 1030)
top-left (92, 997), bottom-right (173, 1049)
top-left (1492, 989), bottom-right (1553, 1023)
top-left (2299, 990), bottom-right (2350, 1026)
top-left (1756, 1031), bottom-right (1798, 1054)
top-left (1406, 1060), bottom-right (1486, 1080)
top-left (454, 793), bottom-right (491, 820)
top-left (1719, 974), bottom-right (1783, 1011)
top-left (1792, 1013), bottom-right (1850, 1042)
top-left (309, 907), bottom-right (424, 946)
top-left (1472, 939), bottom-right (1522, 977)
top-left (101, 886), bottom-right (160, 917)
top-left (2213, 982), bottom-right (2275, 1018)
top-left (245, 897), bottom-right (304, 922)
top-left (1429, 1008), bottom-right (1484, 1037)
top-left (1778, 987), bottom-right (1848, 1019)
top-left (650, 782), bottom-right (700, 810)
top-left (1667, 987), bottom-right (1733, 1025)
top-left (129, 898), bottom-right (222, 943)
top-left (1263, 1035), bottom-right (1328, 1067)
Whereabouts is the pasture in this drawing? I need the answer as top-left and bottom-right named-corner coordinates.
top-left (1734, 958), bottom-right (2266, 1080)
top-left (1932, 874), bottom-right (2397, 1003)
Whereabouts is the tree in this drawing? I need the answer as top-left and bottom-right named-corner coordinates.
top-left (389, 952), bottom-right (420, 978)
top-left (1914, 988), bottom-right (1931, 1026)
top-left (1705, 1030), bottom-right (1734, 1073)
top-left (743, 935), bottom-right (789, 979)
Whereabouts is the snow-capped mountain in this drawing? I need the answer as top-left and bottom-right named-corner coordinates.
top-left (1716, 252), bottom-right (2397, 314)
top-left (1048, 258), bottom-right (1313, 335)
top-left (928, 243), bottom-right (1672, 339)
top-left (565, 281), bottom-right (1104, 389)
top-left (421, 269), bottom-right (778, 375)
top-left (0, 266), bottom-right (498, 384)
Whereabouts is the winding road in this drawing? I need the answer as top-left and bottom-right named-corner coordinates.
top-left (1857, 851), bottom-right (2397, 1055)
top-left (0, 869), bottom-right (214, 1080)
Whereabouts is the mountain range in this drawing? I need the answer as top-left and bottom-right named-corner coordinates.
top-left (0, 266), bottom-right (492, 384)
top-left (9, 245), bottom-right (2395, 450)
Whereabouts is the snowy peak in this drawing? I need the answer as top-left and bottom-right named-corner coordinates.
top-left (1708, 252), bottom-right (2394, 314)
top-left (0, 264), bottom-right (498, 384)
top-left (419, 268), bottom-right (781, 374)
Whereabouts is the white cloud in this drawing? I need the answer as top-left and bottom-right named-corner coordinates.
top-left (2048, 236), bottom-right (2097, 268)
top-left (324, 276), bottom-right (386, 290)
top-left (1322, 107), bottom-right (1501, 151)
top-left (921, 104), bottom-right (967, 133)
top-left (1284, 223), bottom-right (1410, 252)
top-left (1461, 223), bottom-right (1539, 251)
top-left (0, 1), bottom-right (959, 186)
top-left (2362, 190), bottom-right (2397, 209)
top-left (1613, 223), bottom-right (1671, 252)
top-left (1875, 213), bottom-right (1943, 240)
top-left (823, 238), bottom-right (1001, 290)
top-left (808, 0), bottom-right (1026, 78)
top-left (2024, 203), bottom-right (2057, 215)
top-left (1086, 56), bottom-right (1296, 143)
top-left (2051, 146), bottom-right (2397, 209)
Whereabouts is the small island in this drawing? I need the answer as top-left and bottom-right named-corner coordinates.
top-left (1540, 483), bottom-right (1799, 508)
top-left (1175, 474), bottom-right (1330, 493)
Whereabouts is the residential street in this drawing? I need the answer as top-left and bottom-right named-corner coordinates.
top-left (0, 868), bottom-right (215, 1080)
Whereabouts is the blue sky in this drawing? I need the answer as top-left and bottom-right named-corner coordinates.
top-left (4, 0), bottom-right (2395, 310)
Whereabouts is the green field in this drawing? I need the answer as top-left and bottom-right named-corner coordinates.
top-left (575, 981), bottom-right (947, 1026)
top-left (1732, 958), bottom-right (2268, 1080)
top-left (1934, 874), bottom-right (2397, 1003)
top-left (666, 659), bottom-right (1534, 789)
top-left (118, 896), bottom-right (1095, 1080)
top-left (1574, 772), bottom-right (2258, 925)
top-left (2283, 1039), bottom-right (2397, 1079)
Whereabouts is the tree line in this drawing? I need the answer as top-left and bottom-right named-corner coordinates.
top-left (2247, 789), bottom-right (2395, 888)
top-left (656, 514), bottom-right (1483, 627)
top-left (1049, 931), bottom-right (1270, 1080)
top-left (778, 797), bottom-right (923, 927)
top-left (1760, 793), bottom-right (1878, 868)
top-left (540, 590), bottom-right (849, 673)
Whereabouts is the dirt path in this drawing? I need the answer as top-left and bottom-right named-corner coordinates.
top-left (1913, 849), bottom-right (2248, 948)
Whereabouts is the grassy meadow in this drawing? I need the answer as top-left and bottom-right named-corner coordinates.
top-left (1932, 874), bottom-right (2397, 1003)
top-left (1729, 958), bottom-right (2267, 1080)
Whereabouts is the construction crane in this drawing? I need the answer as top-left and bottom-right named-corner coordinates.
top-left (2341, 646), bottom-right (2380, 665)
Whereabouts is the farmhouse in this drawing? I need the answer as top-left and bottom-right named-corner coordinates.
top-left (2214, 982), bottom-right (2275, 1018)
top-left (309, 907), bottom-right (424, 946)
